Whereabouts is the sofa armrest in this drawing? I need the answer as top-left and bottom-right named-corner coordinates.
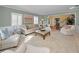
top-left (0, 34), bottom-right (2, 40)
top-left (1, 34), bottom-right (20, 50)
top-left (2, 50), bottom-right (15, 53)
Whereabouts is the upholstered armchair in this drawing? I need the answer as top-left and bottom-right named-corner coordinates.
top-left (60, 25), bottom-right (75, 35)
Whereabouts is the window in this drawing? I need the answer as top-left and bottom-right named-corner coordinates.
top-left (11, 13), bottom-right (22, 26)
top-left (34, 16), bottom-right (38, 24)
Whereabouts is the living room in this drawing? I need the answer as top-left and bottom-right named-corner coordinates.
top-left (0, 5), bottom-right (79, 53)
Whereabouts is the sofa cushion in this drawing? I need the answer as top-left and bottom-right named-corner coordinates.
top-left (4, 34), bottom-right (19, 43)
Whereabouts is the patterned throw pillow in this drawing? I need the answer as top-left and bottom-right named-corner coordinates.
top-left (0, 29), bottom-right (6, 39)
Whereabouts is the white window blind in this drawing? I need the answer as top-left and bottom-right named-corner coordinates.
top-left (11, 13), bottom-right (22, 26)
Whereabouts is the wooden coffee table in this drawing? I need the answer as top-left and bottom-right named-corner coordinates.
top-left (35, 30), bottom-right (50, 40)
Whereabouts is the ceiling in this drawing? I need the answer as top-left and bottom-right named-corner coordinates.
top-left (3, 5), bottom-right (79, 15)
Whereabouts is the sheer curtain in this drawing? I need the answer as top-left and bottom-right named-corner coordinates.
top-left (34, 16), bottom-right (39, 30)
top-left (34, 16), bottom-right (38, 24)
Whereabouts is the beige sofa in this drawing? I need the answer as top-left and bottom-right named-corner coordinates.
top-left (2, 43), bottom-right (50, 53)
top-left (2, 36), bottom-right (50, 53)
top-left (0, 34), bottom-right (20, 50)
top-left (20, 25), bottom-right (35, 35)
top-left (0, 26), bottom-right (20, 50)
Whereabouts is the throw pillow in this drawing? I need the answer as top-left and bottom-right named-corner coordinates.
top-left (0, 29), bottom-right (6, 39)
top-left (1, 28), bottom-right (10, 39)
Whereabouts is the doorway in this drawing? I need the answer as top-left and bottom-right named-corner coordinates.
top-left (55, 18), bottom-right (60, 30)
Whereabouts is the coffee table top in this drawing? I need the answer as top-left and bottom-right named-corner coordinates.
top-left (35, 30), bottom-right (50, 35)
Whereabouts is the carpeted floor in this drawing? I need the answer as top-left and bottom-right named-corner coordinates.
top-left (26, 31), bottom-right (79, 53)
top-left (1, 30), bottom-right (79, 53)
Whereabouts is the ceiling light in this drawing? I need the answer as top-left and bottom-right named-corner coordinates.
top-left (69, 5), bottom-right (79, 9)
top-left (69, 7), bottom-right (75, 9)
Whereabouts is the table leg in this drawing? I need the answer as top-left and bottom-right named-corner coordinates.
top-left (35, 33), bottom-right (37, 36)
top-left (43, 35), bottom-right (45, 40)
top-left (49, 32), bottom-right (50, 35)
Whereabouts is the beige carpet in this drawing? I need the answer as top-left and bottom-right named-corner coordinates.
top-left (1, 31), bottom-right (79, 53)
top-left (26, 31), bottom-right (79, 53)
